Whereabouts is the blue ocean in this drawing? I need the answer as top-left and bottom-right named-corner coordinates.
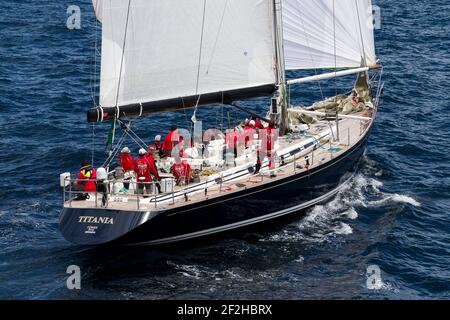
top-left (0, 0), bottom-right (448, 299)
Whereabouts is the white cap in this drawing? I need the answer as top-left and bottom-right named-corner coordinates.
top-left (138, 148), bottom-right (147, 155)
top-left (249, 120), bottom-right (255, 127)
top-left (155, 135), bottom-right (161, 141)
top-left (121, 147), bottom-right (130, 153)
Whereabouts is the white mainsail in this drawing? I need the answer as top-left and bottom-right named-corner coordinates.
top-left (282, 0), bottom-right (377, 70)
top-left (99, 0), bottom-right (277, 109)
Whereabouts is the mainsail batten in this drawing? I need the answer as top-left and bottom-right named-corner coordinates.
top-left (282, 0), bottom-right (376, 70)
top-left (98, 0), bottom-right (277, 111)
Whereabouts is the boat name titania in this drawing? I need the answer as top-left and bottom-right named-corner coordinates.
top-left (78, 216), bottom-right (114, 225)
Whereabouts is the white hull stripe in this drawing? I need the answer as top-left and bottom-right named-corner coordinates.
top-left (129, 178), bottom-right (350, 246)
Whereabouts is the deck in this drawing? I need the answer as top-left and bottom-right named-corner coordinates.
top-left (64, 110), bottom-right (373, 212)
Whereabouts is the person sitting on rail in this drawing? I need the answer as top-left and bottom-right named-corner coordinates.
top-left (73, 160), bottom-right (97, 200)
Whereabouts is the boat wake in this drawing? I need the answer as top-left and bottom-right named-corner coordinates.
top-left (262, 166), bottom-right (421, 244)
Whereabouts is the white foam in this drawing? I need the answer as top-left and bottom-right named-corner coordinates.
top-left (167, 261), bottom-right (203, 279)
top-left (390, 194), bottom-right (421, 207)
top-left (368, 194), bottom-right (421, 207)
top-left (343, 207), bottom-right (358, 220)
top-left (334, 223), bottom-right (353, 235)
top-left (261, 166), bottom-right (419, 245)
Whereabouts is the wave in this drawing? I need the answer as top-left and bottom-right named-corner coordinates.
top-left (261, 170), bottom-right (421, 244)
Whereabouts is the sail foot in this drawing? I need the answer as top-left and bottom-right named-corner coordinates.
top-left (88, 84), bottom-right (276, 123)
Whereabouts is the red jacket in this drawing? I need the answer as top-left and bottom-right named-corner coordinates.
top-left (77, 165), bottom-right (97, 192)
top-left (225, 130), bottom-right (239, 149)
top-left (262, 126), bottom-right (277, 152)
top-left (242, 126), bottom-right (254, 148)
top-left (134, 156), bottom-right (158, 182)
top-left (256, 126), bottom-right (277, 166)
top-left (171, 162), bottom-right (191, 184)
top-left (145, 154), bottom-right (159, 180)
top-left (254, 120), bottom-right (264, 129)
top-left (162, 130), bottom-right (178, 153)
top-left (119, 153), bottom-right (134, 171)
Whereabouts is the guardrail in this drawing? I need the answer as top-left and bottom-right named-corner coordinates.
top-left (62, 133), bottom-right (343, 211)
top-left (63, 178), bottom-right (174, 210)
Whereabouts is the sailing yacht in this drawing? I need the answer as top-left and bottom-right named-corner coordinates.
top-left (60, 0), bottom-right (383, 245)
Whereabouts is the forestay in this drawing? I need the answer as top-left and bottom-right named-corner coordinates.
top-left (282, 0), bottom-right (377, 70)
top-left (98, 0), bottom-right (277, 109)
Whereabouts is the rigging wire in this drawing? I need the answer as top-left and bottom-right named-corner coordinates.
top-left (94, 16), bottom-right (99, 107)
top-left (118, 118), bottom-right (148, 149)
top-left (128, 129), bottom-right (148, 149)
top-left (102, 130), bottom-right (128, 168)
top-left (295, 0), bottom-right (324, 100)
top-left (195, 0), bottom-right (207, 95)
top-left (192, 0), bottom-right (206, 133)
top-left (333, 0), bottom-right (338, 99)
top-left (114, 0), bottom-right (132, 110)
top-left (354, 0), bottom-right (368, 66)
top-left (91, 124), bottom-right (96, 167)
top-left (126, 131), bottom-right (147, 150)
top-left (180, 97), bottom-right (190, 126)
top-left (90, 18), bottom-right (100, 166)
top-left (205, 0), bottom-right (228, 75)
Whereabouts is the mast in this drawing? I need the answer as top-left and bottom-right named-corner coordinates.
top-left (272, 0), bottom-right (288, 135)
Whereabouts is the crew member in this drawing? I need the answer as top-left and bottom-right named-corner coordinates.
top-left (264, 120), bottom-right (277, 176)
top-left (119, 146), bottom-right (134, 190)
top-left (170, 151), bottom-right (192, 186)
top-left (225, 128), bottom-right (239, 159)
top-left (162, 124), bottom-right (178, 157)
top-left (255, 120), bottom-right (277, 176)
top-left (145, 146), bottom-right (160, 180)
top-left (118, 147), bottom-right (134, 172)
top-left (252, 117), bottom-right (265, 130)
top-left (74, 160), bottom-right (97, 193)
top-left (146, 146), bottom-right (162, 193)
top-left (242, 120), bottom-right (254, 149)
top-left (134, 148), bottom-right (159, 195)
top-left (150, 135), bottom-right (163, 158)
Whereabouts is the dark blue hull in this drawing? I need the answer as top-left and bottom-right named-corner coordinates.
top-left (60, 130), bottom-right (370, 246)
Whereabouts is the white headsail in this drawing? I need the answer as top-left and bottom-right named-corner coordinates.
top-left (99, 0), bottom-right (277, 109)
top-left (282, 0), bottom-right (377, 70)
